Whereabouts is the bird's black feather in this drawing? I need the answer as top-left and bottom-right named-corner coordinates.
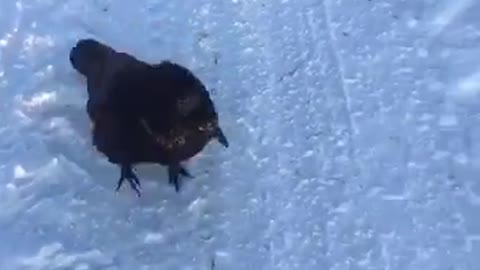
top-left (69, 38), bottom-right (229, 195)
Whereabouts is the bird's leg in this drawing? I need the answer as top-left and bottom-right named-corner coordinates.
top-left (168, 165), bottom-right (181, 192)
top-left (168, 164), bottom-right (192, 192)
top-left (214, 127), bottom-right (229, 148)
top-left (116, 164), bottom-right (142, 197)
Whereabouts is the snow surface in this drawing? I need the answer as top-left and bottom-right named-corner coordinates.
top-left (1, 0), bottom-right (480, 269)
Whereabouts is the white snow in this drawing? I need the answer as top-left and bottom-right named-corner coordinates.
top-left (428, 0), bottom-right (475, 37)
top-left (144, 233), bottom-right (165, 244)
top-left (0, 0), bottom-right (479, 269)
top-left (454, 69), bottom-right (480, 100)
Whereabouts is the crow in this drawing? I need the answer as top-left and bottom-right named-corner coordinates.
top-left (69, 38), bottom-right (228, 196)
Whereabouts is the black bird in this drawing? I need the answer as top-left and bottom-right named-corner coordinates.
top-left (69, 38), bottom-right (229, 195)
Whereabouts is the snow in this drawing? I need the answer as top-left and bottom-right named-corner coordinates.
top-left (0, 0), bottom-right (479, 269)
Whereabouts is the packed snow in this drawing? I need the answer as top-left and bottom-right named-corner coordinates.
top-left (1, 0), bottom-right (480, 269)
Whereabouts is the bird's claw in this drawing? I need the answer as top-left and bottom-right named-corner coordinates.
top-left (168, 164), bottom-right (193, 192)
top-left (179, 166), bottom-right (193, 178)
top-left (116, 165), bottom-right (142, 197)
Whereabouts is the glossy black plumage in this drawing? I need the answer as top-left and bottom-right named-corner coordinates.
top-left (69, 38), bottom-right (228, 195)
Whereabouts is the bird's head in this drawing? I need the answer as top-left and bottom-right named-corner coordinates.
top-left (69, 38), bottom-right (112, 78)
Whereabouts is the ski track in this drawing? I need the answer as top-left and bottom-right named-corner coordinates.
top-left (0, 0), bottom-right (480, 269)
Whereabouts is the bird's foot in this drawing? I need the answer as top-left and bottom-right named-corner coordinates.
top-left (168, 164), bottom-right (193, 192)
top-left (116, 165), bottom-right (142, 197)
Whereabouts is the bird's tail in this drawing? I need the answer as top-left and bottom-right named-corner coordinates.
top-left (214, 127), bottom-right (229, 148)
